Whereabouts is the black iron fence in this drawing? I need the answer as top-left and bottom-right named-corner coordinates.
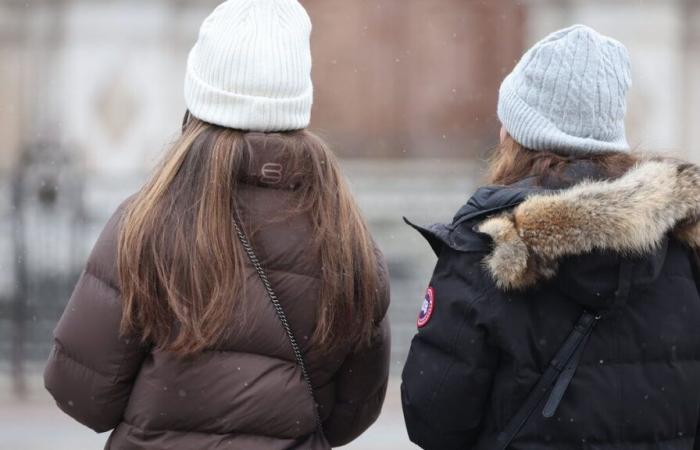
top-left (0, 141), bottom-right (87, 397)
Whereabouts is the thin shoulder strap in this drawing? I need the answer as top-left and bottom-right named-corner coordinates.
top-left (492, 259), bottom-right (634, 449)
top-left (492, 310), bottom-right (599, 450)
top-left (232, 216), bottom-right (322, 429)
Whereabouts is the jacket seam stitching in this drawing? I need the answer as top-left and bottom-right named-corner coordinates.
top-left (74, 270), bottom-right (132, 384)
top-left (511, 433), bottom-right (695, 445)
top-left (52, 341), bottom-right (120, 380)
top-left (425, 307), bottom-right (471, 418)
top-left (118, 418), bottom-right (309, 440)
top-left (83, 268), bottom-right (120, 295)
top-left (578, 357), bottom-right (700, 366)
top-left (259, 267), bottom-right (321, 282)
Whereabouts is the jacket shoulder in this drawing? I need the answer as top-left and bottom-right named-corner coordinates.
top-left (84, 196), bottom-right (135, 290)
top-left (406, 182), bottom-right (544, 257)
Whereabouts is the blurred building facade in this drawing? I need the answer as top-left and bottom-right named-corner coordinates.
top-left (3, 1), bottom-right (700, 170)
top-left (1, 0), bottom-right (700, 393)
top-left (0, 0), bottom-right (525, 173)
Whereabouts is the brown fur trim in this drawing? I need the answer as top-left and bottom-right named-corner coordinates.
top-left (478, 160), bottom-right (700, 290)
top-left (478, 216), bottom-right (529, 290)
top-left (674, 221), bottom-right (700, 249)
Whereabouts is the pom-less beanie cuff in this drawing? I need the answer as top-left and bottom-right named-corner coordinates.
top-left (184, 52), bottom-right (313, 132)
top-left (497, 24), bottom-right (632, 154)
top-left (498, 75), bottom-right (630, 153)
top-left (184, 0), bottom-right (313, 133)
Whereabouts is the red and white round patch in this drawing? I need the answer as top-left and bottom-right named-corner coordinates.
top-left (417, 286), bottom-right (435, 328)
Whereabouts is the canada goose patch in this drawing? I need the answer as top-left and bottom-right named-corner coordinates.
top-left (417, 287), bottom-right (435, 328)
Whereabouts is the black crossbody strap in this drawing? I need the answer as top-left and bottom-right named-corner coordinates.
top-left (542, 324), bottom-right (593, 418)
top-left (232, 217), bottom-right (322, 429)
top-left (492, 310), bottom-right (599, 450)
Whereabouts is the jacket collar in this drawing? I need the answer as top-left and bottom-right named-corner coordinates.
top-left (238, 133), bottom-right (307, 191)
top-left (451, 160), bottom-right (609, 226)
top-left (477, 160), bottom-right (700, 291)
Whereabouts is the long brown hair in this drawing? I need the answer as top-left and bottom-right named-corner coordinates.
top-left (118, 116), bottom-right (381, 356)
top-left (488, 135), bottom-right (638, 186)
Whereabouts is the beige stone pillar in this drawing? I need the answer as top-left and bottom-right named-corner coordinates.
top-left (682, 0), bottom-right (700, 163)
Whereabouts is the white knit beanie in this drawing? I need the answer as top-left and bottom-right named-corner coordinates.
top-left (498, 24), bottom-right (632, 154)
top-left (184, 0), bottom-right (313, 132)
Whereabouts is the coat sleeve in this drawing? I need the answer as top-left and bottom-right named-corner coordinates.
top-left (322, 246), bottom-right (392, 447)
top-left (44, 202), bottom-right (148, 433)
top-left (401, 247), bottom-right (499, 450)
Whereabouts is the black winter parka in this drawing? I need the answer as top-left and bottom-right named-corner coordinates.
top-left (401, 160), bottom-right (700, 450)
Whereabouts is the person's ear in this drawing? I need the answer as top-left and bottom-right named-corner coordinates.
top-left (182, 110), bottom-right (191, 133)
top-left (499, 125), bottom-right (508, 144)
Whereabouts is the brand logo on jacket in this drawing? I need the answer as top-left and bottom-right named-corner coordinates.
top-left (417, 286), bottom-right (435, 328)
top-left (260, 163), bottom-right (283, 185)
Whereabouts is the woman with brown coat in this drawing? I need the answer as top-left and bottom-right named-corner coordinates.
top-left (44, 1), bottom-right (390, 448)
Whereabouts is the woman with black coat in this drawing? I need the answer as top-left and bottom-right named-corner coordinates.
top-left (401, 24), bottom-right (700, 450)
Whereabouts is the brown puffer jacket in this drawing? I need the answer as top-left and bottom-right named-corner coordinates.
top-left (44, 136), bottom-right (391, 449)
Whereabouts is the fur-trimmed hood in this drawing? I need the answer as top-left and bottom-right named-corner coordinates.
top-left (477, 160), bottom-right (700, 291)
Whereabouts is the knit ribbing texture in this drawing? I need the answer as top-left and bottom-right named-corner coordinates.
top-left (185, 0), bottom-right (313, 132)
top-left (498, 24), bottom-right (632, 154)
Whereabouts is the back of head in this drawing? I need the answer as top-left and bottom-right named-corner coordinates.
top-left (491, 25), bottom-right (636, 188)
top-left (483, 25), bottom-right (646, 294)
top-left (185, 0), bottom-right (313, 132)
top-left (481, 27), bottom-right (700, 306)
top-left (118, 1), bottom-right (381, 358)
top-left (498, 24), bottom-right (632, 156)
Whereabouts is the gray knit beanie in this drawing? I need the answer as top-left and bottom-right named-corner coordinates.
top-left (498, 24), bottom-right (632, 154)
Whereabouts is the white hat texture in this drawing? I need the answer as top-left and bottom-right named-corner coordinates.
top-left (498, 24), bottom-right (632, 154)
top-left (184, 0), bottom-right (313, 132)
